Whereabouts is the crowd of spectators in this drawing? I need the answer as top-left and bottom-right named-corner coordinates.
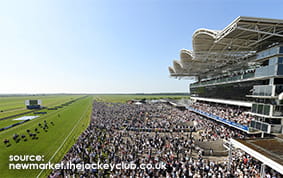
top-left (49, 101), bottom-right (281, 178)
top-left (190, 102), bottom-right (254, 126)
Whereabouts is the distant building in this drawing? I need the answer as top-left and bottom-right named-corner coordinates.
top-left (25, 99), bottom-right (42, 109)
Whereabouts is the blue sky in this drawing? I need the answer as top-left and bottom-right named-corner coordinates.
top-left (0, 0), bottom-right (282, 94)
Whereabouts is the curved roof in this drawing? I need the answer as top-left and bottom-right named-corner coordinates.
top-left (168, 66), bottom-right (175, 74)
top-left (180, 49), bottom-right (193, 65)
top-left (193, 29), bottom-right (219, 53)
top-left (169, 16), bottom-right (283, 79)
top-left (173, 60), bottom-right (185, 73)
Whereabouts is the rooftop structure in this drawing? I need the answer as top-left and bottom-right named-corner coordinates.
top-left (169, 16), bottom-right (283, 135)
top-left (169, 16), bottom-right (283, 80)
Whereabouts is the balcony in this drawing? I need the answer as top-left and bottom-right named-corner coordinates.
top-left (255, 65), bottom-right (276, 78)
top-left (256, 46), bottom-right (279, 60)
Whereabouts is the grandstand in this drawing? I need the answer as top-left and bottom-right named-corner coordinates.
top-left (169, 16), bottom-right (283, 176)
top-left (169, 16), bottom-right (283, 134)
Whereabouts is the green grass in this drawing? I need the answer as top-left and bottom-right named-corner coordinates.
top-left (0, 95), bottom-right (82, 116)
top-left (0, 109), bottom-right (30, 119)
top-left (94, 94), bottom-right (189, 103)
top-left (0, 95), bottom-right (86, 130)
top-left (0, 95), bottom-right (92, 178)
top-left (0, 108), bottom-right (48, 129)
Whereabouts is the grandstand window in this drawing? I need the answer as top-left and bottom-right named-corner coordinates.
top-left (263, 105), bottom-right (270, 115)
top-left (277, 64), bottom-right (283, 75)
top-left (274, 78), bottom-right (283, 84)
top-left (274, 106), bottom-right (283, 117)
top-left (253, 86), bottom-right (260, 95)
top-left (252, 104), bottom-right (257, 113)
top-left (265, 86), bottom-right (272, 96)
top-left (243, 72), bottom-right (254, 79)
top-left (262, 60), bottom-right (269, 66)
top-left (262, 122), bottom-right (268, 131)
top-left (278, 57), bottom-right (283, 64)
top-left (280, 46), bottom-right (283, 54)
top-left (275, 84), bottom-right (283, 95)
top-left (255, 121), bottom-right (262, 130)
top-left (272, 118), bottom-right (281, 124)
top-left (258, 104), bottom-right (264, 114)
top-left (250, 120), bottom-right (256, 127)
top-left (260, 86), bottom-right (265, 95)
top-left (255, 98), bottom-right (276, 105)
top-left (253, 85), bottom-right (273, 96)
top-left (262, 79), bottom-right (269, 85)
top-left (252, 103), bottom-right (271, 115)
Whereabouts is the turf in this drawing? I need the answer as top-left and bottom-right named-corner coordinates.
top-left (0, 95), bottom-right (82, 119)
top-left (0, 94), bottom-right (188, 177)
top-left (94, 94), bottom-right (189, 103)
top-left (0, 95), bottom-right (92, 178)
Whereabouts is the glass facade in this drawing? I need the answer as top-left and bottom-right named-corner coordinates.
top-left (190, 80), bottom-right (262, 101)
top-left (191, 73), bottom-right (254, 88)
top-left (251, 103), bottom-right (270, 115)
top-left (250, 120), bottom-right (268, 132)
top-left (277, 64), bottom-right (283, 75)
top-left (273, 105), bottom-right (283, 116)
top-left (275, 85), bottom-right (283, 95)
top-left (253, 85), bottom-right (272, 96)
top-left (251, 103), bottom-right (283, 117)
top-left (243, 72), bottom-right (254, 79)
top-left (254, 47), bottom-right (283, 78)
top-left (279, 57), bottom-right (283, 64)
top-left (191, 46), bottom-right (283, 130)
top-left (192, 46), bottom-right (283, 88)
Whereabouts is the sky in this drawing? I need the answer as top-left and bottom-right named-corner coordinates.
top-left (0, 0), bottom-right (283, 94)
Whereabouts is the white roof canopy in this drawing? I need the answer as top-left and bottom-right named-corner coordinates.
top-left (169, 16), bottom-right (283, 79)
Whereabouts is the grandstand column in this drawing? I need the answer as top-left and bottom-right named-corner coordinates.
top-left (271, 84), bottom-right (276, 97)
top-left (261, 131), bottom-right (264, 138)
top-left (260, 163), bottom-right (266, 178)
top-left (269, 105), bottom-right (274, 117)
top-left (269, 78), bottom-right (274, 85)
